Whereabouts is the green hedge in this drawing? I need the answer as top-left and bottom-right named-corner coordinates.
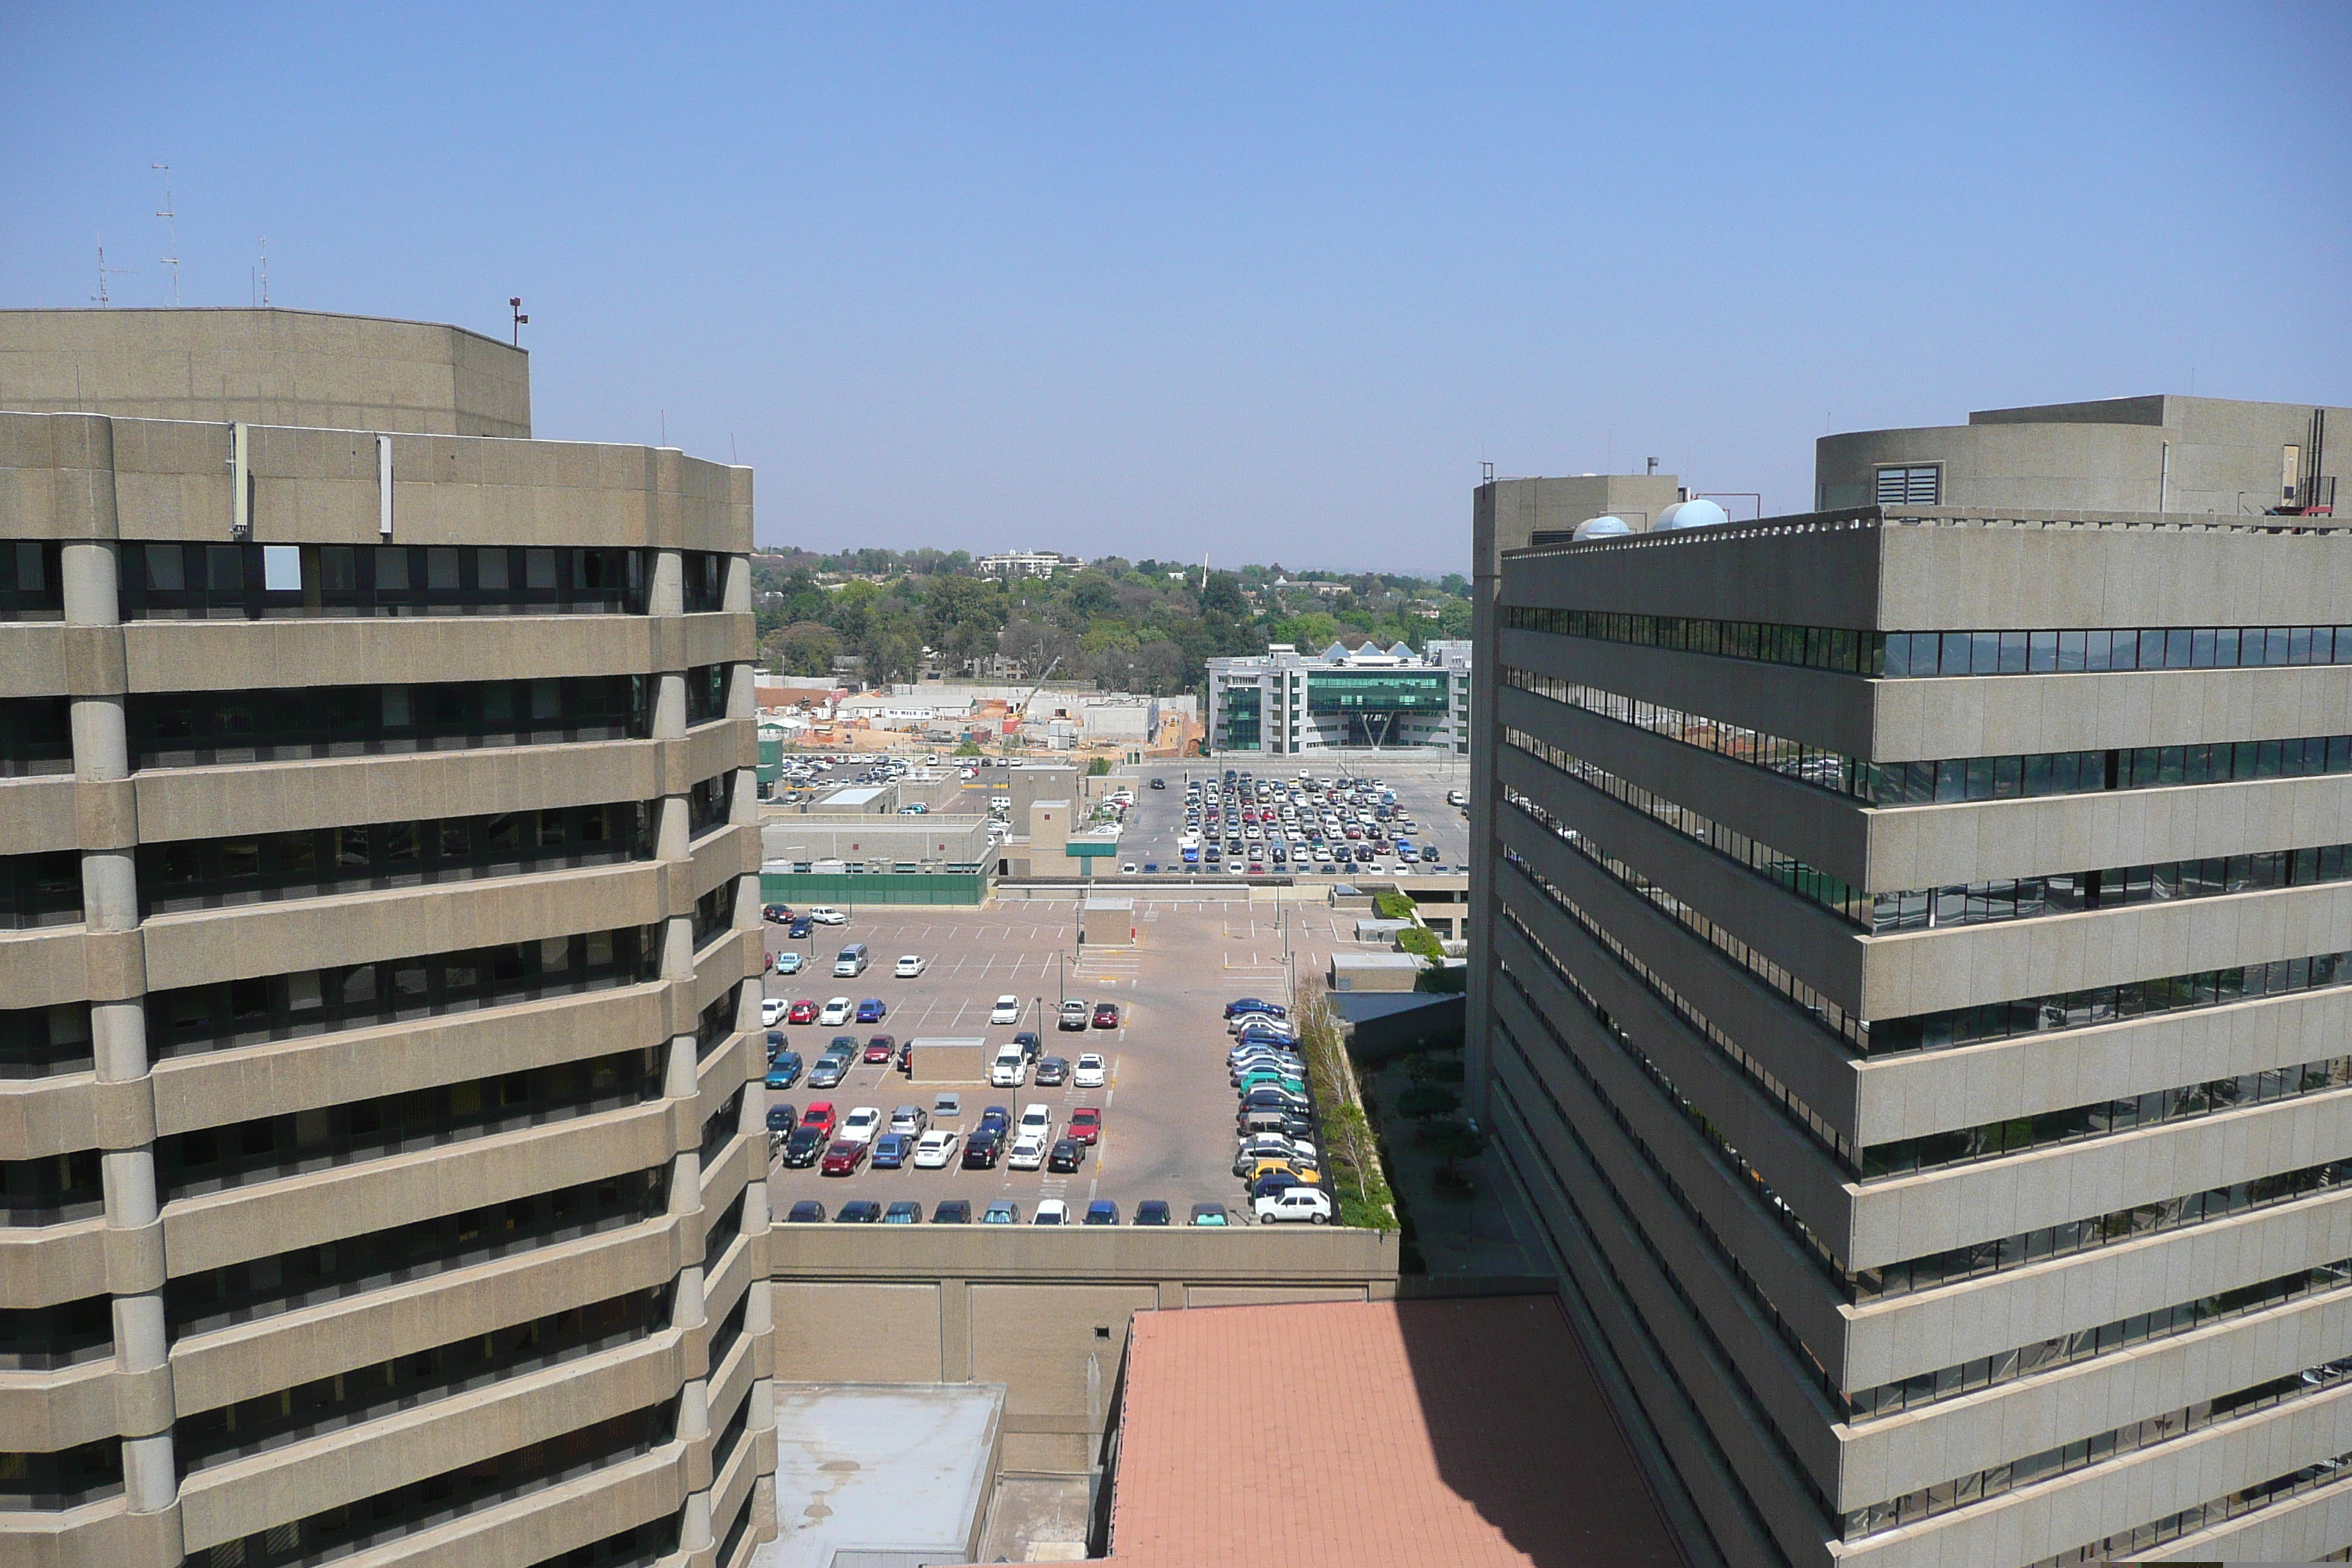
top-left (1395, 926), bottom-right (1444, 962)
top-left (1373, 891), bottom-right (1418, 921)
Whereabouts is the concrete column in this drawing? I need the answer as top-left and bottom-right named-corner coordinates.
top-left (723, 554), bottom-right (753, 617)
top-left (102, 1151), bottom-right (159, 1229)
top-left (70, 696), bottom-right (131, 780)
top-left (677, 1490), bottom-right (715, 1554)
top-left (657, 795), bottom-right (691, 863)
top-left (60, 540), bottom-right (121, 626)
top-left (663, 916), bottom-right (698, 982)
top-left (654, 673), bottom-right (688, 741)
top-left (650, 550), bottom-right (685, 617)
top-left (121, 1433), bottom-right (177, 1513)
top-left (82, 849), bottom-right (140, 933)
top-left (679, 1376), bottom-right (711, 1442)
top-left (727, 661), bottom-right (757, 721)
top-left (674, 1259), bottom-right (707, 1331)
top-left (91, 1000), bottom-right (148, 1085)
top-left (670, 1152), bottom-right (704, 1218)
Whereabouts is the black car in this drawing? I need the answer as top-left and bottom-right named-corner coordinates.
top-left (1035, 1057), bottom-right (1069, 1087)
top-left (785, 1199), bottom-right (826, 1223)
top-left (766, 1030), bottom-right (789, 1059)
top-left (932, 1199), bottom-right (972, 1224)
top-left (764, 1104), bottom-right (798, 1134)
top-left (788, 917), bottom-right (813, 939)
top-left (1047, 1137), bottom-right (1083, 1173)
top-left (1014, 1030), bottom-right (1042, 1062)
top-left (1248, 1169), bottom-right (1306, 1202)
top-left (1149, 777), bottom-right (1166, 789)
top-left (1134, 1199), bottom-right (1172, 1226)
top-left (781, 1126), bottom-right (827, 1167)
top-left (836, 1200), bottom-right (883, 1224)
top-left (961, 1131), bottom-right (1001, 1169)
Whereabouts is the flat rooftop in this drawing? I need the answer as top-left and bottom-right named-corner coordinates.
top-left (1102, 1295), bottom-right (1684, 1567)
top-left (756, 1382), bottom-right (1002, 1568)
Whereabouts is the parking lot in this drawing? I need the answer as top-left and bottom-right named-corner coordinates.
top-left (1112, 755), bottom-right (1471, 877)
top-left (760, 897), bottom-right (1373, 1225)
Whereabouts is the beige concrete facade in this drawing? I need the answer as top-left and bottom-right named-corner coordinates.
top-left (1470, 487), bottom-right (2352, 1567)
top-left (0, 310), bottom-right (772, 1568)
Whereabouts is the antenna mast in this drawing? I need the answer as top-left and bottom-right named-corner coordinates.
top-left (152, 163), bottom-right (180, 306)
top-left (257, 237), bottom-right (268, 306)
top-left (93, 235), bottom-right (136, 308)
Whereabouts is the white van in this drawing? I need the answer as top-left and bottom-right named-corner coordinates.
top-left (833, 943), bottom-right (870, 978)
top-left (990, 1044), bottom-right (1027, 1088)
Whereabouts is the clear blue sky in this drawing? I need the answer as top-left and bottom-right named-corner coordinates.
top-left (5, 3), bottom-right (2345, 573)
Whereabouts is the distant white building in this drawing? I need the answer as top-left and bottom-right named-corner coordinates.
top-left (1207, 640), bottom-right (1471, 755)
top-left (976, 549), bottom-right (1077, 580)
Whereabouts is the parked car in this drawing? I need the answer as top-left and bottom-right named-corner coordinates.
top-left (809, 907), bottom-right (847, 926)
top-left (1092, 1002), bottom-right (1120, 1029)
top-left (785, 1199), bottom-right (826, 1223)
top-left (1033, 1199), bottom-right (1068, 1225)
top-left (1234, 1134), bottom-right (1318, 1175)
top-left (835, 1199), bottom-right (883, 1222)
top-left (807, 1055), bottom-right (848, 1090)
top-left (862, 1034), bottom-right (895, 1064)
top-left (764, 1104), bottom-right (798, 1134)
top-left (1058, 998), bottom-right (1090, 1030)
top-left (820, 1140), bottom-right (868, 1176)
top-left (1246, 1155), bottom-right (1319, 1186)
top-left (1014, 1031), bottom-right (1042, 1063)
top-left (800, 1102), bottom-right (837, 1137)
top-left (990, 995), bottom-right (1022, 1025)
top-left (1007, 1132), bottom-right (1049, 1171)
top-left (887, 1105), bottom-right (927, 1137)
top-left (1047, 1137), bottom-right (1083, 1173)
top-left (856, 998), bottom-right (888, 1023)
top-left (979, 1106), bottom-right (1011, 1139)
top-left (1084, 1199), bottom-right (1120, 1226)
top-left (1073, 1054), bottom-right (1107, 1089)
top-left (818, 998), bottom-right (854, 1027)
top-left (761, 998), bottom-right (789, 1027)
top-left (774, 951), bottom-right (804, 975)
top-left (870, 1132), bottom-right (911, 1169)
top-left (912, 1129), bottom-right (960, 1168)
top-left (1067, 1107), bottom-right (1102, 1145)
top-left (1189, 1202), bottom-right (1230, 1227)
top-left (762, 904), bottom-right (794, 924)
top-left (1237, 1069), bottom-right (1308, 1098)
top-left (932, 1199), bottom-right (972, 1224)
top-left (787, 998), bottom-right (820, 1025)
top-left (764, 1055), bottom-right (803, 1090)
top-left (1134, 1199), bottom-right (1172, 1226)
top-left (781, 1127), bottom-right (826, 1166)
top-left (961, 1131), bottom-right (1001, 1169)
top-left (1034, 1056), bottom-right (1068, 1087)
top-left (788, 917), bottom-right (813, 939)
top-left (883, 1200), bottom-right (923, 1224)
top-left (894, 954), bottom-right (928, 978)
top-left (981, 1200), bottom-right (1021, 1224)
top-left (839, 1106), bottom-right (883, 1144)
top-left (1254, 1187), bottom-right (1335, 1224)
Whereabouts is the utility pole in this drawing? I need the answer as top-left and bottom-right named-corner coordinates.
top-left (509, 296), bottom-right (528, 347)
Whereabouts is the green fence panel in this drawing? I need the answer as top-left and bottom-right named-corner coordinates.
top-left (758, 870), bottom-right (988, 907)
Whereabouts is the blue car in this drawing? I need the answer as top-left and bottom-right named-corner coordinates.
top-left (764, 1054), bottom-right (803, 1090)
top-left (764, 1104), bottom-right (797, 1134)
top-left (855, 998), bottom-right (888, 1024)
top-left (870, 1132), bottom-right (911, 1169)
top-left (1225, 998), bottom-right (1286, 1019)
top-left (788, 917), bottom-right (813, 939)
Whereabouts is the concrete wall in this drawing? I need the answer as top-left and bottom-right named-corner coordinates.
top-left (760, 816), bottom-right (992, 867)
top-left (0, 307), bottom-right (531, 437)
top-left (770, 1226), bottom-right (1397, 1472)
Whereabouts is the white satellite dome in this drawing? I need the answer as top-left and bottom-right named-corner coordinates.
top-left (1654, 497), bottom-right (1730, 532)
top-left (1572, 515), bottom-right (1632, 540)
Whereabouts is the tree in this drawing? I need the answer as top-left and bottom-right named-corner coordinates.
top-left (766, 621), bottom-right (840, 677)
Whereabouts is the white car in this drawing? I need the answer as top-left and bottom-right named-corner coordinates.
top-left (1120, 863), bottom-right (1137, 875)
top-left (1007, 1132), bottom-right (1049, 1171)
top-left (1033, 1198), bottom-right (1068, 1225)
top-left (990, 995), bottom-right (1022, 1026)
top-left (808, 907), bottom-right (847, 926)
top-left (761, 998), bottom-right (788, 1027)
top-left (839, 1106), bottom-right (883, 1145)
top-left (818, 997), bottom-right (853, 1027)
top-left (1254, 1186), bottom-right (1335, 1224)
top-left (912, 1129), bottom-right (960, 1168)
top-left (1073, 1053), bottom-right (1107, 1088)
top-left (1017, 1102), bottom-right (1052, 1138)
top-left (894, 954), bottom-right (927, 979)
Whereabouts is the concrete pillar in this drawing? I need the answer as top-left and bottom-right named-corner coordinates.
top-left (121, 1433), bottom-right (178, 1513)
top-left (60, 540), bottom-right (121, 626)
top-left (663, 916), bottom-right (698, 982)
top-left (679, 1376), bottom-right (711, 1442)
top-left (91, 1000), bottom-right (149, 1085)
top-left (677, 1490), bottom-right (715, 1554)
top-left (654, 673), bottom-right (687, 741)
top-left (81, 849), bottom-right (140, 933)
top-left (657, 794), bottom-right (691, 863)
top-left (666, 1036), bottom-right (702, 1101)
top-left (70, 696), bottom-right (131, 780)
top-left (674, 1259), bottom-right (708, 1331)
top-left (670, 1152), bottom-right (704, 1218)
top-left (650, 549), bottom-right (685, 617)
top-left (723, 554), bottom-right (753, 617)
top-left (102, 1151), bottom-right (159, 1229)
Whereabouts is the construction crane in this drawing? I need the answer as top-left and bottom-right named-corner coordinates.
top-left (1006, 655), bottom-right (1060, 749)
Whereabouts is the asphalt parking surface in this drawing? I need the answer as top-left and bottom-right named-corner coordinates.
top-left (1112, 756), bottom-right (1471, 878)
top-left (760, 899), bottom-right (1375, 1225)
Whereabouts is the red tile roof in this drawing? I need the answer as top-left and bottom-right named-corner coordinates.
top-left (1101, 1294), bottom-right (1685, 1568)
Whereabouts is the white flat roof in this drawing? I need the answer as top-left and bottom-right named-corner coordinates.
top-left (754, 1382), bottom-right (1003, 1568)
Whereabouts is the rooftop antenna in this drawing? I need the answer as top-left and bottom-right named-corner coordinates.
top-left (152, 163), bottom-right (180, 306)
top-left (93, 235), bottom-right (136, 308)
top-left (509, 296), bottom-right (528, 347)
top-left (257, 237), bottom-right (268, 306)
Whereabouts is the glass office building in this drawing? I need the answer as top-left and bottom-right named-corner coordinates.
top-left (1208, 641), bottom-right (1471, 755)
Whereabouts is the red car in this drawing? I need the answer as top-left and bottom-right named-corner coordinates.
top-left (1067, 1107), bottom-right (1102, 1145)
top-left (800, 1101), bottom-right (837, 1137)
top-left (1091, 1003), bottom-right (1120, 1029)
top-left (820, 1139), bottom-right (867, 1176)
top-left (862, 1034), bottom-right (895, 1065)
top-left (787, 999), bottom-right (820, 1025)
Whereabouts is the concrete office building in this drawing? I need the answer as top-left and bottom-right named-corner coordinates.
top-left (1, 309), bottom-right (773, 1568)
top-left (1817, 395), bottom-right (2346, 519)
top-left (1207, 640), bottom-right (1472, 755)
top-left (1469, 474), bottom-right (2352, 1564)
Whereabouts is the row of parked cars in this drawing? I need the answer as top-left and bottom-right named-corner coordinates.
top-left (785, 1196), bottom-right (1236, 1226)
top-left (1222, 997), bottom-right (1337, 1224)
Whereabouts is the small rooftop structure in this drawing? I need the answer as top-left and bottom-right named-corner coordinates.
top-left (757, 1383), bottom-right (1003, 1568)
top-left (1328, 951), bottom-right (1423, 991)
top-left (1101, 1297), bottom-right (1681, 1567)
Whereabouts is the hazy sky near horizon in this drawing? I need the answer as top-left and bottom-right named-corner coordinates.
top-left (4, 4), bottom-right (2346, 573)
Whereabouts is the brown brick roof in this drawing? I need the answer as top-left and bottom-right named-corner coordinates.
top-left (1099, 1294), bottom-right (1686, 1568)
